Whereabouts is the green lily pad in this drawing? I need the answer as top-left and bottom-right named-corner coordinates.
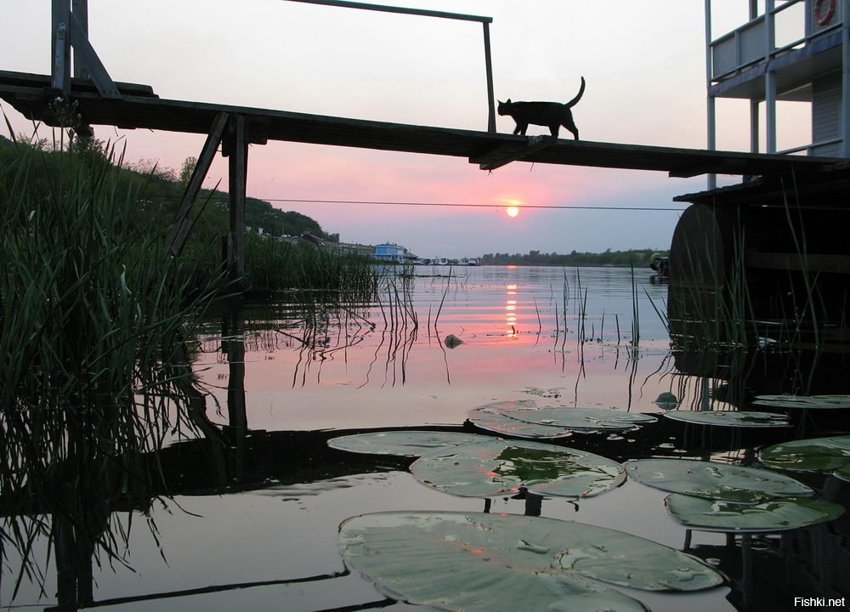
top-left (662, 410), bottom-right (789, 428)
top-left (468, 401), bottom-right (573, 439)
top-left (761, 435), bottom-right (850, 473)
top-left (753, 394), bottom-right (850, 409)
top-left (505, 406), bottom-right (657, 431)
top-left (469, 400), bottom-right (655, 438)
top-left (339, 511), bottom-right (723, 611)
top-left (327, 431), bottom-right (493, 457)
top-left (410, 439), bottom-right (624, 498)
top-left (834, 463), bottom-right (850, 482)
top-left (625, 458), bottom-right (813, 503)
top-left (665, 494), bottom-right (844, 532)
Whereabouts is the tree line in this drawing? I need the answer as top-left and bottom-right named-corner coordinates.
top-left (479, 249), bottom-right (669, 267)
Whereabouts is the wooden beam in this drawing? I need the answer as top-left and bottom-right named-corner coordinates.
top-left (472, 135), bottom-right (555, 171)
top-left (68, 11), bottom-right (120, 99)
top-left (165, 112), bottom-right (229, 256)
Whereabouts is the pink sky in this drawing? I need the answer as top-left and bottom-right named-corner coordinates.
top-left (1, 1), bottom-right (812, 258)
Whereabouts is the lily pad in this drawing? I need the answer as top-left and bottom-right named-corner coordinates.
top-left (339, 511), bottom-right (723, 611)
top-left (625, 458), bottom-right (813, 503)
top-left (468, 401), bottom-right (573, 439)
top-left (753, 394), bottom-right (850, 410)
top-left (469, 400), bottom-right (655, 438)
top-left (662, 410), bottom-right (789, 428)
top-left (834, 463), bottom-right (850, 482)
top-left (327, 431), bottom-right (493, 457)
top-left (665, 494), bottom-right (844, 532)
top-left (506, 406), bottom-right (657, 431)
top-left (410, 438), bottom-right (624, 498)
top-left (761, 435), bottom-right (850, 473)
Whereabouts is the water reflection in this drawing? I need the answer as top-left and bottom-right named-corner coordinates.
top-left (3, 266), bottom-right (850, 610)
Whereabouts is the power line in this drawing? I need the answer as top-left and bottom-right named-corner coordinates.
top-left (256, 198), bottom-right (685, 212)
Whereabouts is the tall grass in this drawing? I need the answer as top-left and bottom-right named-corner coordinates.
top-left (0, 137), bottom-right (220, 602)
top-left (243, 233), bottom-right (378, 299)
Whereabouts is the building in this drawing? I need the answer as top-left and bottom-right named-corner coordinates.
top-left (669, 0), bottom-right (850, 348)
top-left (372, 243), bottom-right (418, 264)
top-left (706, 0), bottom-right (849, 170)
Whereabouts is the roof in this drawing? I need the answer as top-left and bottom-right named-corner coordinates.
top-left (674, 161), bottom-right (850, 207)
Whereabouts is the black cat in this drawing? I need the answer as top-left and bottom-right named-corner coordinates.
top-left (498, 76), bottom-right (585, 140)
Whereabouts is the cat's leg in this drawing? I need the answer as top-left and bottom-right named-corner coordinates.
top-left (563, 119), bottom-right (579, 140)
top-left (515, 123), bottom-right (529, 135)
top-left (549, 124), bottom-right (560, 138)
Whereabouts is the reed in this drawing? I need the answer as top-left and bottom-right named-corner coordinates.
top-left (0, 137), bottom-right (220, 598)
top-left (244, 234), bottom-right (378, 299)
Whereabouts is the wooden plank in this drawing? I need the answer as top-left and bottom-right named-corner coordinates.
top-left (1, 71), bottom-right (845, 178)
top-left (474, 136), bottom-right (555, 171)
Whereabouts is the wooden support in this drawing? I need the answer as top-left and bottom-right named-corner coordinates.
top-left (52, 0), bottom-right (119, 99)
top-left (225, 115), bottom-right (249, 284)
top-left (68, 11), bottom-right (120, 99)
top-left (165, 112), bottom-right (230, 256)
top-left (472, 135), bottom-right (555, 171)
top-left (51, 0), bottom-right (71, 95)
top-left (71, 0), bottom-right (89, 79)
top-left (483, 21), bottom-right (496, 133)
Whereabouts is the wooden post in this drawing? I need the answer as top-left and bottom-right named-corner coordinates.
top-left (71, 0), bottom-right (89, 79)
top-left (225, 115), bottom-right (248, 285)
top-left (51, 0), bottom-right (71, 94)
top-left (483, 21), bottom-right (496, 133)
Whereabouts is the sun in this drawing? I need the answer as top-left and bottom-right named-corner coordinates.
top-left (502, 198), bottom-right (522, 218)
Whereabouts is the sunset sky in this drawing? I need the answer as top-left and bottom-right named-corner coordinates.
top-left (1, 1), bottom-right (810, 258)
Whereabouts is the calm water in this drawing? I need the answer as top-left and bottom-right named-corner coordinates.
top-left (3, 266), bottom-right (848, 611)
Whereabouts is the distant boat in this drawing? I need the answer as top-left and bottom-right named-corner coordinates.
top-left (649, 253), bottom-right (669, 284)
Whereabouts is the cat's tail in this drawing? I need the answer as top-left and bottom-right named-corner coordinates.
top-left (566, 76), bottom-right (586, 108)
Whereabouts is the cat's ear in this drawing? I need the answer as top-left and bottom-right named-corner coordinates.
top-left (505, 99), bottom-right (511, 104)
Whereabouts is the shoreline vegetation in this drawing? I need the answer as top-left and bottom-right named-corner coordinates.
top-left (0, 135), bottom-right (376, 297)
top-left (477, 249), bottom-right (668, 268)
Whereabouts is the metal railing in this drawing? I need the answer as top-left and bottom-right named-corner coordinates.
top-left (709, 0), bottom-right (841, 82)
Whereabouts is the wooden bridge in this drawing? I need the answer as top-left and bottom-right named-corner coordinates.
top-left (2, 0), bottom-right (849, 336)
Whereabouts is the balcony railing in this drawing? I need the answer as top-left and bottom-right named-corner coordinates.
top-left (710, 0), bottom-right (841, 82)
